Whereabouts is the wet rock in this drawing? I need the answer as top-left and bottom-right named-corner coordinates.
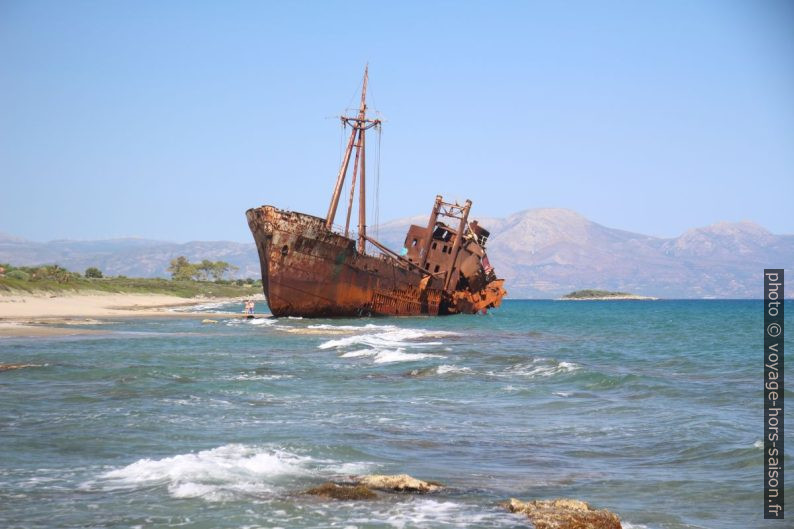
top-left (356, 474), bottom-right (443, 493)
top-left (502, 498), bottom-right (622, 529)
top-left (305, 482), bottom-right (377, 500)
top-left (406, 366), bottom-right (436, 377)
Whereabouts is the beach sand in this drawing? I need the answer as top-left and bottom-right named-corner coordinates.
top-left (0, 292), bottom-right (260, 337)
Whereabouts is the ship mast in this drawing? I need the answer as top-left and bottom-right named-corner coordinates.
top-left (325, 66), bottom-right (380, 254)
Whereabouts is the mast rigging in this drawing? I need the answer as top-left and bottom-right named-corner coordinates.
top-left (325, 66), bottom-right (381, 254)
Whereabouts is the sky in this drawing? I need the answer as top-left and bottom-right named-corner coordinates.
top-left (1, 0), bottom-right (792, 243)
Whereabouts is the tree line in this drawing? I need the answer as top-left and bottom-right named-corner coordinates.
top-left (167, 256), bottom-right (239, 281)
top-left (0, 258), bottom-right (243, 283)
top-left (0, 264), bottom-right (83, 283)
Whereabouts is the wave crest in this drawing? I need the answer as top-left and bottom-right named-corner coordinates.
top-left (318, 325), bottom-right (455, 364)
top-left (97, 444), bottom-right (314, 501)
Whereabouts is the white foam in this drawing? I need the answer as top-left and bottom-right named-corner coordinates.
top-left (318, 327), bottom-right (457, 350)
top-left (318, 326), bottom-right (455, 365)
top-left (225, 317), bottom-right (278, 327)
top-left (248, 317), bottom-right (276, 326)
top-left (373, 349), bottom-right (444, 364)
top-left (435, 364), bottom-right (472, 375)
top-left (754, 440), bottom-right (763, 449)
top-left (169, 481), bottom-right (240, 500)
top-left (340, 349), bottom-right (377, 358)
top-left (496, 358), bottom-right (580, 378)
top-left (309, 323), bottom-right (396, 331)
top-left (97, 444), bottom-right (312, 501)
top-left (340, 347), bottom-right (445, 364)
top-left (344, 498), bottom-right (515, 528)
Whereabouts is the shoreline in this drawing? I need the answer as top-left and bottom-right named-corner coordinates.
top-left (0, 292), bottom-right (265, 337)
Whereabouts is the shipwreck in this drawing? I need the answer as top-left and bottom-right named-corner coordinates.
top-left (246, 69), bottom-right (506, 317)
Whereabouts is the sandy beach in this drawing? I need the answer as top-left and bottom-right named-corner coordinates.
top-left (0, 292), bottom-right (259, 337)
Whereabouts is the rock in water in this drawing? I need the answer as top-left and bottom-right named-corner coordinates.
top-left (305, 482), bottom-right (377, 500)
top-left (0, 363), bottom-right (45, 372)
top-left (356, 474), bottom-right (443, 493)
top-left (502, 498), bottom-right (622, 529)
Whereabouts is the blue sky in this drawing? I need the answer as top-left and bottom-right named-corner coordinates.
top-left (1, 0), bottom-right (792, 242)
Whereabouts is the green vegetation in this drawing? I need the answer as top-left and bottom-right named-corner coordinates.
top-left (168, 257), bottom-right (238, 281)
top-left (6, 269), bottom-right (30, 281)
top-left (562, 289), bottom-right (633, 299)
top-left (0, 262), bottom-right (261, 298)
top-left (85, 267), bottom-right (103, 278)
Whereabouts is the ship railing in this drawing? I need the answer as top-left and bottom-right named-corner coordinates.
top-left (361, 234), bottom-right (446, 279)
top-left (326, 225), bottom-right (445, 280)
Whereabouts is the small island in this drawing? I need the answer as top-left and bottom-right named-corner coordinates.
top-left (560, 289), bottom-right (658, 300)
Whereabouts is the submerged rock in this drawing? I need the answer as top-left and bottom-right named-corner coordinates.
top-left (0, 363), bottom-right (46, 372)
top-left (405, 366), bottom-right (436, 377)
top-left (503, 498), bottom-right (622, 529)
top-left (356, 474), bottom-right (443, 493)
top-left (305, 482), bottom-right (377, 500)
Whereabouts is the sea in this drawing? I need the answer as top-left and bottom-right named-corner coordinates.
top-left (0, 299), bottom-right (790, 529)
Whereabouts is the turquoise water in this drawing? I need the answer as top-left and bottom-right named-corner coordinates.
top-left (0, 300), bottom-right (790, 529)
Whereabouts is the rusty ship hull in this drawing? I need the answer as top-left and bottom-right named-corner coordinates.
top-left (246, 206), bottom-right (505, 317)
top-left (246, 206), bottom-right (441, 317)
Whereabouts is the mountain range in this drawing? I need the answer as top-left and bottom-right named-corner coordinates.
top-left (2, 209), bottom-right (791, 298)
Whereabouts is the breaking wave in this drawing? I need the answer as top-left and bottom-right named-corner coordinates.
top-left (436, 364), bottom-right (472, 375)
top-left (318, 325), bottom-right (455, 364)
top-left (95, 444), bottom-right (320, 501)
top-left (318, 326), bottom-right (456, 350)
top-left (341, 348), bottom-right (444, 364)
top-left (490, 358), bottom-right (580, 379)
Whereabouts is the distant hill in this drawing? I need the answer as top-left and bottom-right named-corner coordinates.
top-left (0, 237), bottom-right (260, 279)
top-left (1, 209), bottom-right (791, 298)
top-left (373, 208), bottom-right (793, 299)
